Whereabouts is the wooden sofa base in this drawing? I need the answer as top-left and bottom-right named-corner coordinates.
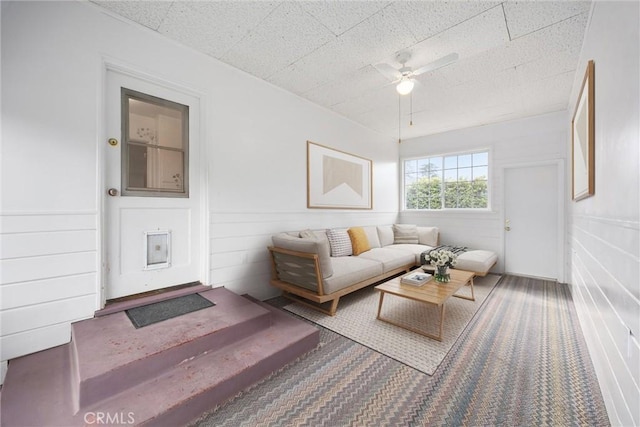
top-left (470, 261), bottom-right (497, 277)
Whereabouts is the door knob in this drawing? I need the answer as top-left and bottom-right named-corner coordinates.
top-left (505, 226), bottom-right (511, 231)
top-left (107, 188), bottom-right (119, 197)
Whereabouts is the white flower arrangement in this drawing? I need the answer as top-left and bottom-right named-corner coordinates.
top-left (429, 249), bottom-right (458, 268)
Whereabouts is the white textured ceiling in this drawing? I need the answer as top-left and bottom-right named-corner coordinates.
top-left (91, 0), bottom-right (591, 140)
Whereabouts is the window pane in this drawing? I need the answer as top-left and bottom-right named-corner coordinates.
top-left (404, 160), bottom-right (417, 174)
top-left (471, 179), bottom-right (488, 208)
top-left (428, 188), bottom-right (442, 209)
top-left (458, 167), bottom-right (472, 181)
top-left (405, 179), bottom-right (427, 209)
top-left (473, 152), bottom-right (488, 166)
top-left (444, 155), bottom-right (457, 169)
top-left (429, 157), bottom-right (442, 175)
top-left (457, 180), bottom-right (474, 208)
top-left (127, 144), bottom-right (147, 188)
top-left (458, 154), bottom-right (472, 168)
top-left (405, 183), bottom-right (418, 209)
top-left (417, 159), bottom-right (430, 177)
top-left (444, 182), bottom-right (458, 208)
top-left (404, 173), bottom-right (417, 186)
top-left (124, 89), bottom-right (188, 196)
top-left (473, 166), bottom-right (488, 179)
top-left (444, 168), bottom-right (457, 181)
top-left (128, 147), bottom-right (184, 192)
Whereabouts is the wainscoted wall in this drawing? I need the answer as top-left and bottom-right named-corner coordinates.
top-left (566, 2), bottom-right (639, 426)
top-left (0, 213), bottom-right (98, 362)
top-left (399, 111), bottom-right (568, 276)
top-left (210, 211), bottom-right (398, 300)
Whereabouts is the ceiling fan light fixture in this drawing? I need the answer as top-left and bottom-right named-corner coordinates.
top-left (396, 77), bottom-right (414, 95)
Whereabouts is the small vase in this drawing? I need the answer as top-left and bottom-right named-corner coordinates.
top-left (435, 266), bottom-right (450, 283)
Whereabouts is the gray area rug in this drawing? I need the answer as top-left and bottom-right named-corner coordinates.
top-left (284, 274), bottom-right (500, 375)
top-left (126, 293), bottom-right (214, 328)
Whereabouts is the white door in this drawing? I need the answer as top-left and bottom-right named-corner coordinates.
top-left (504, 164), bottom-right (560, 280)
top-left (105, 70), bottom-right (202, 299)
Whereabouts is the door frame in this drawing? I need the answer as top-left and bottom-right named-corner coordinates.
top-left (97, 59), bottom-right (210, 309)
top-left (501, 159), bottom-right (566, 282)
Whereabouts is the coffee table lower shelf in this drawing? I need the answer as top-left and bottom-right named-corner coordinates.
top-left (375, 269), bottom-right (475, 342)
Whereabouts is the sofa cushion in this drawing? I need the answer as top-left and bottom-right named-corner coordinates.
top-left (326, 228), bottom-right (353, 257)
top-left (362, 226), bottom-right (381, 248)
top-left (377, 225), bottom-right (394, 247)
top-left (388, 243), bottom-right (435, 265)
top-left (358, 247), bottom-right (416, 273)
top-left (393, 224), bottom-right (419, 244)
top-left (272, 233), bottom-right (333, 278)
top-left (299, 229), bottom-right (316, 239)
top-left (347, 227), bottom-right (371, 256)
top-left (323, 256), bottom-right (383, 294)
top-left (456, 250), bottom-right (498, 274)
top-left (417, 226), bottom-right (439, 246)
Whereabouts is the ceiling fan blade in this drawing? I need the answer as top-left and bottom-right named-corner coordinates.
top-left (412, 53), bottom-right (459, 76)
top-left (373, 62), bottom-right (402, 82)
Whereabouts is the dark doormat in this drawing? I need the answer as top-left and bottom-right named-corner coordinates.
top-left (125, 293), bottom-right (215, 328)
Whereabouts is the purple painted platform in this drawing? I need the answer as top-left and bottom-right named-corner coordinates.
top-left (0, 287), bottom-right (319, 426)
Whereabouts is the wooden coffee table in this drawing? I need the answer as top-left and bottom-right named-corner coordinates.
top-left (375, 269), bottom-right (475, 341)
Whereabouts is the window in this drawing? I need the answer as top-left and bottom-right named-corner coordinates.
top-left (122, 88), bottom-right (189, 197)
top-left (403, 151), bottom-right (489, 210)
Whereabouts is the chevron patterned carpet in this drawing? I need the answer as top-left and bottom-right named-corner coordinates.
top-left (192, 275), bottom-right (609, 426)
top-left (283, 274), bottom-right (500, 375)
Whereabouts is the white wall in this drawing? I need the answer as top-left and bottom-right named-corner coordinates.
top-left (566, 2), bottom-right (640, 426)
top-left (206, 60), bottom-right (399, 300)
top-left (399, 111), bottom-right (568, 275)
top-left (0, 1), bottom-right (398, 374)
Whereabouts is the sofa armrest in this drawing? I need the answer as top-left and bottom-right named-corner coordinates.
top-left (268, 246), bottom-right (325, 295)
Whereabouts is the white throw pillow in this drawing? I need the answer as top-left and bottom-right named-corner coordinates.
top-left (326, 229), bottom-right (353, 257)
top-left (362, 226), bottom-right (381, 248)
top-left (377, 225), bottom-right (395, 247)
top-left (417, 226), bottom-right (439, 246)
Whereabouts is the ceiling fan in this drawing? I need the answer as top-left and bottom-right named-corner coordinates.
top-left (374, 51), bottom-right (459, 95)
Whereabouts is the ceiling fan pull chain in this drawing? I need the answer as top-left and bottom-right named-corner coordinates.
top-left (398, 95), bottom-right (402, 144)
top-left (410, 92), bottom-right (413, 126)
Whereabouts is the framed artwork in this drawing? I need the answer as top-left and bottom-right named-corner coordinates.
top-left (307, 141), bottom-right (372, 209)
top-left (572, 60), bottom-right (595, 201)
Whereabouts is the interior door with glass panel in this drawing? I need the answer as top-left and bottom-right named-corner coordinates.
top-left (105, 70), bottom-right (201, 300)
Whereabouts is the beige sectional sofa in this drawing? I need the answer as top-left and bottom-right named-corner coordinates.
top-left (268, 224), bottom-right (497, 316)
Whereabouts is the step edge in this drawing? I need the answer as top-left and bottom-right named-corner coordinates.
top-left (81, 324), bottom-right (319, 425)
top-left (75, 310), bottom-right (273, 411)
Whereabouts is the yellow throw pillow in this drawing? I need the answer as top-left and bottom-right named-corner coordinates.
top-left (347, 227), bottom-right (371, 256)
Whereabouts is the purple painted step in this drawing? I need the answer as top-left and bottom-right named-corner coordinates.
top-left (70, 288), bottom-right (272, 411)
top-left (0, 288), bottom-right (319, 426)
